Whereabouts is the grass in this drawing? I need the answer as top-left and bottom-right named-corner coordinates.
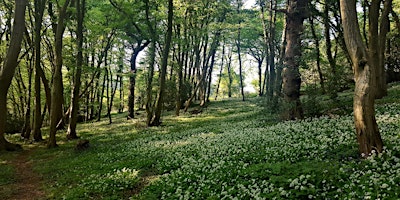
top-left (1, 83), bottom-right (400, 199)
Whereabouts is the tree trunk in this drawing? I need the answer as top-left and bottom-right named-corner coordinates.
top-left (0, 0), bottom-right (26, 151)
top-left (21, 58), bottom-right (33, 140)
top-left (48, 0), bottom-right (71, 148)
top-left (281, 0), bottom-right (308, 120)
top-left (310, 17), bottom-right (325, 93)
top-left (215, 43), bottom-right (225, 100)
top-left (340, 0), bottom-right (391, 156)
top-left (150, 0), bottom-right (173, 126)
top-left (267, 0), bottom-right (277, 100)
top-left (323, 1), bottom-right (338, 98)
top-left (67, 0), bottom-right (84, 140)
top-left (236, 1), bottom-right (245, 102)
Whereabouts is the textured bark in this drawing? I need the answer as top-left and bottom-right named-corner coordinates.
top-left (340, 0), bottom-right (391, 156)
top-left (282, 0), bottom-right (308, 120)
top-left (0, 0), bottom-right (27, 151)
top-left (67, 0), bottom-right (85, 140)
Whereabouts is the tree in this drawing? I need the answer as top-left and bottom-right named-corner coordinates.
top-left (281, 0), bottom-right (309, 120)
top-left (67, 0), bottom-right (85, 139)
top-left (0, 0), bottom-right (27, 151)
top-left (149, 0), bottom-right (173, 126)
top-left (340, 0), bottom-right (392, 156)
top-left (31, 0), bottom-right (47, 142)
top-left (48, 0), bottom-right (71, 148)
top-left (235, 0), bottom-right (245, 101)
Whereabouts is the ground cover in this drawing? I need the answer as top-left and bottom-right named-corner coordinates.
top-left (1, 84), bottom-right (400, 199)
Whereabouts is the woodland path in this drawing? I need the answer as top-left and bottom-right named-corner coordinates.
top-left (5, 148), bottom-right (45, 200)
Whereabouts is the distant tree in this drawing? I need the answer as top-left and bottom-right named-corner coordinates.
top-left (0, 0), bottom-right (27, 151)
top-left (340, 0), bottom-right (392, 156)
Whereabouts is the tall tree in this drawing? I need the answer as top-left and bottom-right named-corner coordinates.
top-left (67, 0), bottom-right (85, 139)
top-left (0, 0), bottom-right (27, 151)
top-left (340, 0), bottom-right (392, 156)
top-left (48, 0), bottom-right (71, 148)
top-left (281, 0), bottom-right (309, 120)
top-left (236, 0), bottom-right (245, 101)
top-left (150, 0), bottom-right (173, 126)
top-left (31, 0), bottom-right (47, 142)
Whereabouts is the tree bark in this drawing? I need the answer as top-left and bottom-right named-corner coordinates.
top-left (48, 0), bottom-right (71, 148)
top-left (310, 17), bottom-right (325, 93)
top-left (282, 0), bottom-right (308, 120)
top-left (127, 41), bottom-right (150, 119)
top-left (67, 0), bottom-right (85, 140)
top-left (0, 0), bottom-right (27, 151)
top-left (323, 1), bottom-right (338, 98)
top-left (339, 0), bottom-right (391, 156)
top-left (236, 1), bottom-right (245, 102)
top-left (150, 0), bottom-right (173, 126)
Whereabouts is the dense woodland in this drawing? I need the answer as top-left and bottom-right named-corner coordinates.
top-left (1, 0), bottom-right (400, 198)
top-left (0, 0), bottom-right (399, 151)
top-left (1, 0), bottom-right (400, 154)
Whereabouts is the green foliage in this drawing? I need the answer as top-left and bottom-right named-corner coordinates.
top-left (4, 84), bottom-right (400, 199)
top-left (5, 112), bottom-right (24, 134)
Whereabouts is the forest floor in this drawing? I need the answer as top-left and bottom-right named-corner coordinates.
top-left (1, 83), bottom-right (400, 199)
top-left (0, 147), bottom-right (45, 200)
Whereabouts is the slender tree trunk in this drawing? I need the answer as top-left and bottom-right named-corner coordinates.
top-left (48, 0), bottom-right (71, 148)
top-left (150, 0), bottom-right (173, 126)
top-left (324, 1), bottom-right (338, 98)
top-left (67, 0), bottom-right (85, 140)
top-left (267, 0), bottom-right (277, 100)
top-left (98, 69), bottom-right (107, 121)
top-left (215, 43), bottom-right (225, 100)
top-left (310, 17), bottom-right (325, 93)
top-left (281, 0), bottom-right (308, 120)
top-left (236, 1), bottom-right (245, 101)
top-left (22, 58), bottom-right (33, 139)
top-left (227, 51), bottom-right (233, 98)
top-left (0, 0), bottom-right (26, 151)
top-left (340, 0), bottom-right (391, 156)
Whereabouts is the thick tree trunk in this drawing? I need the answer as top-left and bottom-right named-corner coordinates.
top-left (0, 0), bottom-right (26, 151)
top-left (67, 0), bottom-right (84, 140)
top-left (281, 0), bottom-right (308, 120)
top-left (48, 0), bottom-right (71, 148)
top-left (340, 0), bottom-right (391, 156)
top-left (150, 0), bottom-right (173, 126)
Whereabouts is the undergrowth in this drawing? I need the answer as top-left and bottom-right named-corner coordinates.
top-left (1, 83), bottom-right (400, 199)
